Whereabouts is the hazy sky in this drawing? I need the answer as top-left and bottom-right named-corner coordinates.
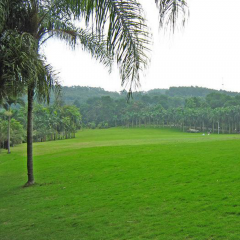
top-left (42, 0), bottom-right (240, 92)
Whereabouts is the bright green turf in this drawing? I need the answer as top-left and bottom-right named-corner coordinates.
top-left (1, 127), bottom-right (240, 240)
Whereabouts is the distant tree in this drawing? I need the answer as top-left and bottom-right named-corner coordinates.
top-left (1, 96), bottom-right (24, 153)
top-left (185, 97), bottom-right (205, 109)
top-left (206, 92), bottom-right (231, 109)
top-left (0, 118), bottom-right (25, 148)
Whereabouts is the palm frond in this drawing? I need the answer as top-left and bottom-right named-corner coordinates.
top-left (0, 0), bottom-right (6, 34)
top-left (0, 30), bottom-right (59, 103)
top-left (77, 28), bottom-right (113, 70)
top-left (106, 0), bottom-right (151, 91)
top-left (44, 28), bottom-right (113, 69)
top-left (34, 59), bottom-right (59, 104)
top-left (155, 0), bottom-right (189, 32)
top-left (39, 11), bottom-right (113, 70)
top-left (2, 0), bottom-right (152, 93)
top-left (65, 0), bottom-right (151, 91)
top-left (0, 31), bottom-right (36, 99)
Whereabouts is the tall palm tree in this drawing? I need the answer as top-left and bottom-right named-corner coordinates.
top-left (1, 12), bottom-right (58, 185)
top-left (1, 0), bottom-right (188, 186)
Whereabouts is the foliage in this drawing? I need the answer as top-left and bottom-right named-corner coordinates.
top-left (0, 0), bottom-right (153, 90)
top-left (79, 91), bottom-right (240, 134)
top-left (0, 118), bottom-right (25, 147)
top-left (156, 0), bottom-right (189, 32)
top-left (0, 103), bottom-right (82, 149)
top-left (0, 30), bottom-right (51, 100)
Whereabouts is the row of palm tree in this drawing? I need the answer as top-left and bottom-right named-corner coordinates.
top-left (32, 104), bottom-right (81, 141)
top-left (0, 103), bottom-right (81, 149)
top-left (82, 98), bottom-right (240, 134)
top-left (2, 100), bottom-right (240, 153)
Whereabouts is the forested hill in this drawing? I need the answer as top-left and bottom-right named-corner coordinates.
top-left (61, 86), bottom-right (239, 105)
top-left (165, 87), bottom-right (240, 97)
top-left (61, 86), bottom-right (122, 105)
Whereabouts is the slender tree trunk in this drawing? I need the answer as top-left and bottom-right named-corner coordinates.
top-left (25, 86), bottom-right (35, 186)
top-left (7, 116), bottom-right (11, 154)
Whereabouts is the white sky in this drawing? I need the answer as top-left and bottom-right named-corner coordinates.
top-left (42, 0), bottom-right (240, 93)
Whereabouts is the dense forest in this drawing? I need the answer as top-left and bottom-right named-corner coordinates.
top-left (1, 86), bottom-right (240, 150)
top-left (80, 91), bottom-right (240, 132)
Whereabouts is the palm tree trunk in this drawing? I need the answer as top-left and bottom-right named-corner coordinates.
top-left (7, 116), bottom-right (11, 154)
top-left (26, 86), bottom-right (35, 186)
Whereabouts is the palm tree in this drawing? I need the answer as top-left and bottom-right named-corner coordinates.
top-left (2, 96), bottom-right (25, 154)
top-left (1, 0), bottom-right (188, 186)
top-left (1, 22), bottom-right (58, 185)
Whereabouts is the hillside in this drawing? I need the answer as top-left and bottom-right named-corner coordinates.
top-left (165, 86), bottom-right (240, 97)
top-left (61, 86), bottom-right (240, 105)
top-left (61, 86), bottom-right (122, 105)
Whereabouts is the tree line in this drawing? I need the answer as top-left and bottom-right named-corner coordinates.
top-left (2, 89), bottom-right (240, 153)
top-left (0, 103), bottom-right (81, 151)
top-left (79, 92), bottom-right (240, 134)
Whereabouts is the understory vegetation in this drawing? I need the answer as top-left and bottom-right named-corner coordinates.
top-left (1, 128), bottom-right (240, 240)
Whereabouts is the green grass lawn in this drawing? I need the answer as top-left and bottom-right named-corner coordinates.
top-left (1, 127), bottom-right (240, 240)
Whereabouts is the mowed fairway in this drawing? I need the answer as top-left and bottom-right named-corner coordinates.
top-left (1, 128), bottom-right (240, 240)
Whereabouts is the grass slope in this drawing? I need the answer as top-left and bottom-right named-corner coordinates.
top-left (1, 128), bottom-right (240, 240)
